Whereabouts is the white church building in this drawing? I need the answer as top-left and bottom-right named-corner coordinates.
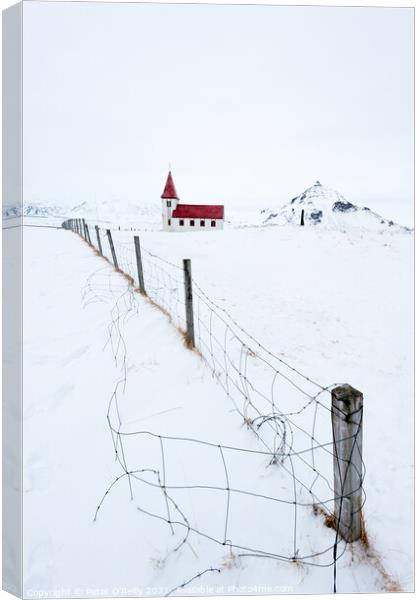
top-left (161, 171), bottom-right (224, 232)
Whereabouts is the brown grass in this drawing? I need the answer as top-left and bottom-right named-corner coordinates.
top-left (82, 237), bottom-right (202, 356)
top-left (177, 327), bottom-right (195, 350)
top-left (359, 503), bottom-right (369, 549)
top-left (324, 513), bottom-right (337, 530)
top-left (312, 503), bottom-right (401, 592)
top-left (116, 268), bottom-right (135, 287)
top-left (146, 296), bottom-right (172, 321)
top-left (312, 504), bottom-right (338, 530)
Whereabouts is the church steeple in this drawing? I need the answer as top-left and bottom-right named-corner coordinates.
top-left (161, 171), bottom-right (179, 200)
top-left (161, 170), bottom-right (179, 231)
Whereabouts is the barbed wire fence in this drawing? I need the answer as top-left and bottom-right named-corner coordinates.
top-left (63, 218), bottom-right (366, 594)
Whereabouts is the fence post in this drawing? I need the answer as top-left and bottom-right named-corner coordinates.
top-left (331, 384), bottom-right (363, 542)
top-left (183, 259), bottom-right (195, 348)
top-left (85, 223), bottom-right (92, 245)
top-left (81, 218), bottom-right (88, 241)
top-left (95, 225), bottom-right (103, 255)
top-left (300, 209), bottom-right (305, 226)
top-left (134, 236), bottom-right (146, 295)
top-left (78, 219), bottom-right (82, 236)
top-left (106, 229), bottom-right (119, 269)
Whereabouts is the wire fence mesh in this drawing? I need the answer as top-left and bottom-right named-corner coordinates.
top-left (63, 218), bottom-right (366, 594)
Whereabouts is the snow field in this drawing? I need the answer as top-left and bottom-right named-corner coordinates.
top-left (22, 222), bottom-right (413, 596)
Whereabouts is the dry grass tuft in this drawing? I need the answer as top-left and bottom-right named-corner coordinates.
top-left (312, 503), bottom-right (402, 592)
top-left (312, 504), bottom-right (337, 530)
top-left (364, 548), bottom-right (402, 592)
top-left (220, 553), bottom-right (239, 570)
top-left (147, 296), bottom-right (172, 321)
top-left (324, 513), bottom-right (337, 530)
top-left (178, 328), bottom-right (194, 350)
top-left (116, 268), bottom-right (135, 287)
top-left (359, 507), bottom-right (369, 549)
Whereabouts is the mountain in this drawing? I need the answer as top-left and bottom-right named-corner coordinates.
top-left (3, 200), bottom-right (161, 227)
top-left (260, 181), bottom-right (411, 232)
top-left (24, 205), bottom-right (66, 217)
top-left (3, 204), bottom-right (66, 220)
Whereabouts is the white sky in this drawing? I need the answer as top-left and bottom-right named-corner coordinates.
top-left (23, 2), bottom-right (414, 224)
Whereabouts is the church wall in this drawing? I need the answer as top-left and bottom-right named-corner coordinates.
top-left (169, 217), bottom-right (224, 231)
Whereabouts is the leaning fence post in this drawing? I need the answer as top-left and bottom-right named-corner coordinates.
top-left (82, 218), bottom-right (88, 241)
top-left (331, 384), bottom-right (363, 542)
top-left (106, 229), bottom-right (119, 269)
top-left (300, 209), bottom-right (305, 226)
top-left (85, 223), bottom-right (92, 245)
top-left (134, 236), bottom-right (146, 295)
top-left (183, 259), bottom-right (195, 348)
top-left (95, 225), bottom-right (103, 255)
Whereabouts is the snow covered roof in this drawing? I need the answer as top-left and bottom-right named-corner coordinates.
top-left (172, 204), bottom-right (224, 219)
top-left (161, 171), bottom-right (179, 200)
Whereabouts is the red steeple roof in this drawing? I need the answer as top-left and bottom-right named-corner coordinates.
top-left (172, 204), bottom-right (224, 219)
top-left (161, 171), bottom-right (179, 200)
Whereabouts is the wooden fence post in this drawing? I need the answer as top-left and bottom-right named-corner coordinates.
top-left (85, 223), bottom-right (92, 245)
top-left (331, 384), bottom-right (363, 542)
top-left (106, 229), bottom-right (118, 269)
top-left (300, 209), bottom-right (305, 226)
top-left (183, 259), bottom-right (195, 348)
top-left (134, 236), bottom-right (146, 295)
top-left (95, 225), bottom-right (103, 255)
top-left (78, 219), bottom-right (82, 236)
top-left (82, 218), bottom-right (88, 241)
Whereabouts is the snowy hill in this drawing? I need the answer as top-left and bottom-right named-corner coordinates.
top-left (69, 198), bottom-right (160, 227)
top-left (3, 200), bottom-right (161, 229)
top-left (260, 181), bottom-right (411, 232)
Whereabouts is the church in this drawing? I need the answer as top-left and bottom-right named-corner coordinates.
top-left (161, 171), bottom-right (225, 232)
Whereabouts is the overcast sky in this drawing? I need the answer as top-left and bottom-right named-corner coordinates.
top-left (23, 2), bottom-right (414, 224)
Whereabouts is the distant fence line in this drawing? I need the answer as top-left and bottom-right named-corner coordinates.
top-left (62, 218), bottom-right (366, 593)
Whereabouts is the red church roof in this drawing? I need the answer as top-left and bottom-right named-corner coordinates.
top-left (172, 204), bottom-right (224, 220)
top-left (161, 171), bottom-right (179, 199)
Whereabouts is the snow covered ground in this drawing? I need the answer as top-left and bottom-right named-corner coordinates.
top-left (22, 220), bottom-right (413, 597)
